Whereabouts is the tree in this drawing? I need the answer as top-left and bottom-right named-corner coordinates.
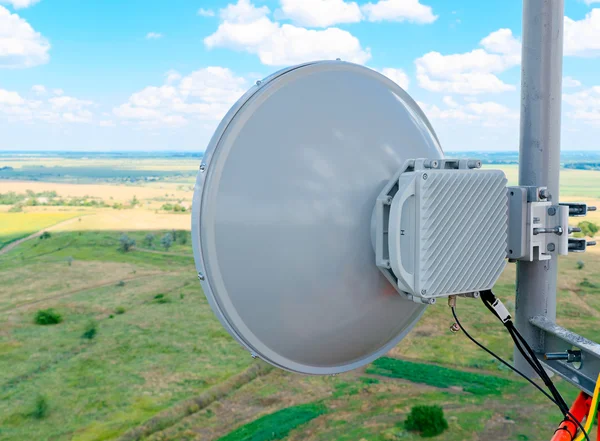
top-left (145, 233), bottom-right (155, 247)
top-left (131, 195), bottom-right (139, 206)
top-left (178, 231), bottom-right (188, 245)
top-left (119, 234), bottom-right (136, 252)
top-left (161, 233), bottom-right (173, 251)
top-left (578, 221), bottom-right (598, 238)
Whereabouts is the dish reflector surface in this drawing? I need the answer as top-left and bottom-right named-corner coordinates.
top-left (192, 61), bottom-right (443, 374)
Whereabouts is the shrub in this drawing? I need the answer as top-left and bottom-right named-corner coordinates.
top-left (39, 231), bottom-right (52, 240)
top-left (81, 321), bottom-right (97, 340)
top-left (115, 306), bottom-right (126, 315)
top-left (116, 280), bottom-right (126, 287)
top-left (404, 405), bottom-right (448, 438)
top-left (577, 260), bottom-right (585, 270)
top-left (119, 234), bottom-right (136, 252)
top-left (34, 309), bottom-right (62, 325)
top-left (579, 278), bottom-right (598, 289)
top-left (153, 293), bottom-right (171, 304)
top-left (31, 395), bottom-right (49, 419)
top-left (66, 256), bottom-right (73, 266)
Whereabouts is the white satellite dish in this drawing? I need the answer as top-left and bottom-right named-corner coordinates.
top-left (192, 61), bottom-right (443, 374)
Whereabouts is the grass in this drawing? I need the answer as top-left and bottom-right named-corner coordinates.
top-left (366, 357), bottom-right (514, 396)
top-left (0, 212), bottom-right (83, 249)
top-left (0, 231), bottom-right (250, 441)
top-left (217, 403), bottom-right (328, 441)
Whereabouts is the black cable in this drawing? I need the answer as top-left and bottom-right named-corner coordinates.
top-left (451, 303), bottom-right (590, 441)
top-left (480, 290), bottom-right (571, 415)
top-left (476, 291), bottom-right (590, 441)
top-left (451, 306), bottom-right (557, 404)
top-left (508, 323), bottom-right (570, 413)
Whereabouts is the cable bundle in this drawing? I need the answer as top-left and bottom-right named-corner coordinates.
top-left (451, 290), bottom-right (589, 441)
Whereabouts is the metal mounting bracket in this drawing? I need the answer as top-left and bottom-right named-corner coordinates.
top-left (531, 316), bottom-right (600, 396)
top-left (507, 187), bottom-right (596, 261)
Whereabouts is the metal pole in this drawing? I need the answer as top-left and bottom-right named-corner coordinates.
top-left (515, 0), bottom-right (564, 375)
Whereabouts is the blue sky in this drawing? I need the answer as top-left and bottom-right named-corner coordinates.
top-left (1, 0), bottom-right (600, 151)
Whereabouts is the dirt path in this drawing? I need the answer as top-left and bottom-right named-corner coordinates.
top-left (0, 271), bottom-right (166, 313)
top-left (0, 216), bottom-right (86, 256)
top-left (133, 247), bottom-right (193, 258)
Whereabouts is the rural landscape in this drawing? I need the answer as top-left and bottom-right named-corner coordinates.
top-left (1, 150), bottom-right (600, 441)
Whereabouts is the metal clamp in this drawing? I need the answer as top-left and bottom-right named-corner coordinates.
top-left (507, 186), bottom-right (569, 261)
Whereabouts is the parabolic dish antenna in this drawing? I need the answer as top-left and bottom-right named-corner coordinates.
top-left (192, 61), bottom-right (443, 374)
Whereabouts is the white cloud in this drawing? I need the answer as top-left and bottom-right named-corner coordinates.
top-left (204, 0), bottom-right (370, 66)
top-left (198, 8), bottom-right (215, 17)
top-left (0, 0), bottom-right (40, 9)
top-left (563, 86), bottom-right (600, 125)
top-left (379, 68), bottom-right (409, 89)
top-left (165, 69), bottom-right (182, 84)
top-left (442, 96), bottom-right (458, 108)
top-left (564, 10), bottom-right (600, 57)
top-left (113, 66), bottom-right (247, 128)
top-left (99, 120), bottom-right (116, 127)
top-left (419, 97), bottom-right (517, 126)
top-left (0, 88), bottom-right (24, 105)
top-left (48, 95), bottom-right (93, 111)
top-left (362, 0), bottom-right (437, 24)
top-left (564, 76), bottom-right (582, 88)
top-left (0, 6), bottom-right (50, 68)
top-left (277, 0), bottom-right (362, 27)
top-left (31, 84), bottom-right (46, 95)
top-left (415, 28), bottom-right (520, 95)
top-left (146, 32), bottom-right (163, 40)
top-left (52, 88), bottom-right (64, 96)
top-left (0, 87), bottom-right (95, 123)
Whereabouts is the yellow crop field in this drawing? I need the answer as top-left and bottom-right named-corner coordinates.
top-left (0, 180), bottom-right (193, 203)
top-left (49, 208), bottom-right (191, 232)
top-left (0, 211), bottom-right (84, 248)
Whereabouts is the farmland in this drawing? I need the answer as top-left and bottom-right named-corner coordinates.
top-left (1, 151), bottom-right (600, 441)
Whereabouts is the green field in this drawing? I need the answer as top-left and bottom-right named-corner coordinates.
top-left (2, 152), bottom-right (600, 441)
top-left (1, 228), bottom-right (599, 441)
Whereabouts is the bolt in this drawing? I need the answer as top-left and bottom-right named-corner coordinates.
top-left (539, 188), bottom-right (549, 200)
top-left (422, 173), bottom-right (428, 181)
top-left (256, 80), bottom-right (262, 86)
top-left (421, 289), bottom-right (427, 295)
top-left (428, 298), bottom-right (436, 305)
top-left (467, 160), bottom-right (482, 169)
top-left (588, 241), bottom-right (597, 247)
top-left (251, 352), bottom-right (258, 359)
top-left (533, 226), bottom-right (563, 236)
top-left (548, 207), bottom-right (557, 216)
top-left (450, 323), bottom-right (460, 333)
top-left (569, 227), bottom-right (582, 234)
top-left (589, 206), bottom-right (598, 212)
top-left (198, 272), bottom-right (205, 281)
top-left (384, 195), bottom-right (393, 205)
top-left (424, 160), bottom-right (438, 169)
top-left (199, 163), bottom-right (206, 172)
top-left (547, 243), bottom-right (556, 252)
top-left (545, 350), bottom-right (581, 363)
